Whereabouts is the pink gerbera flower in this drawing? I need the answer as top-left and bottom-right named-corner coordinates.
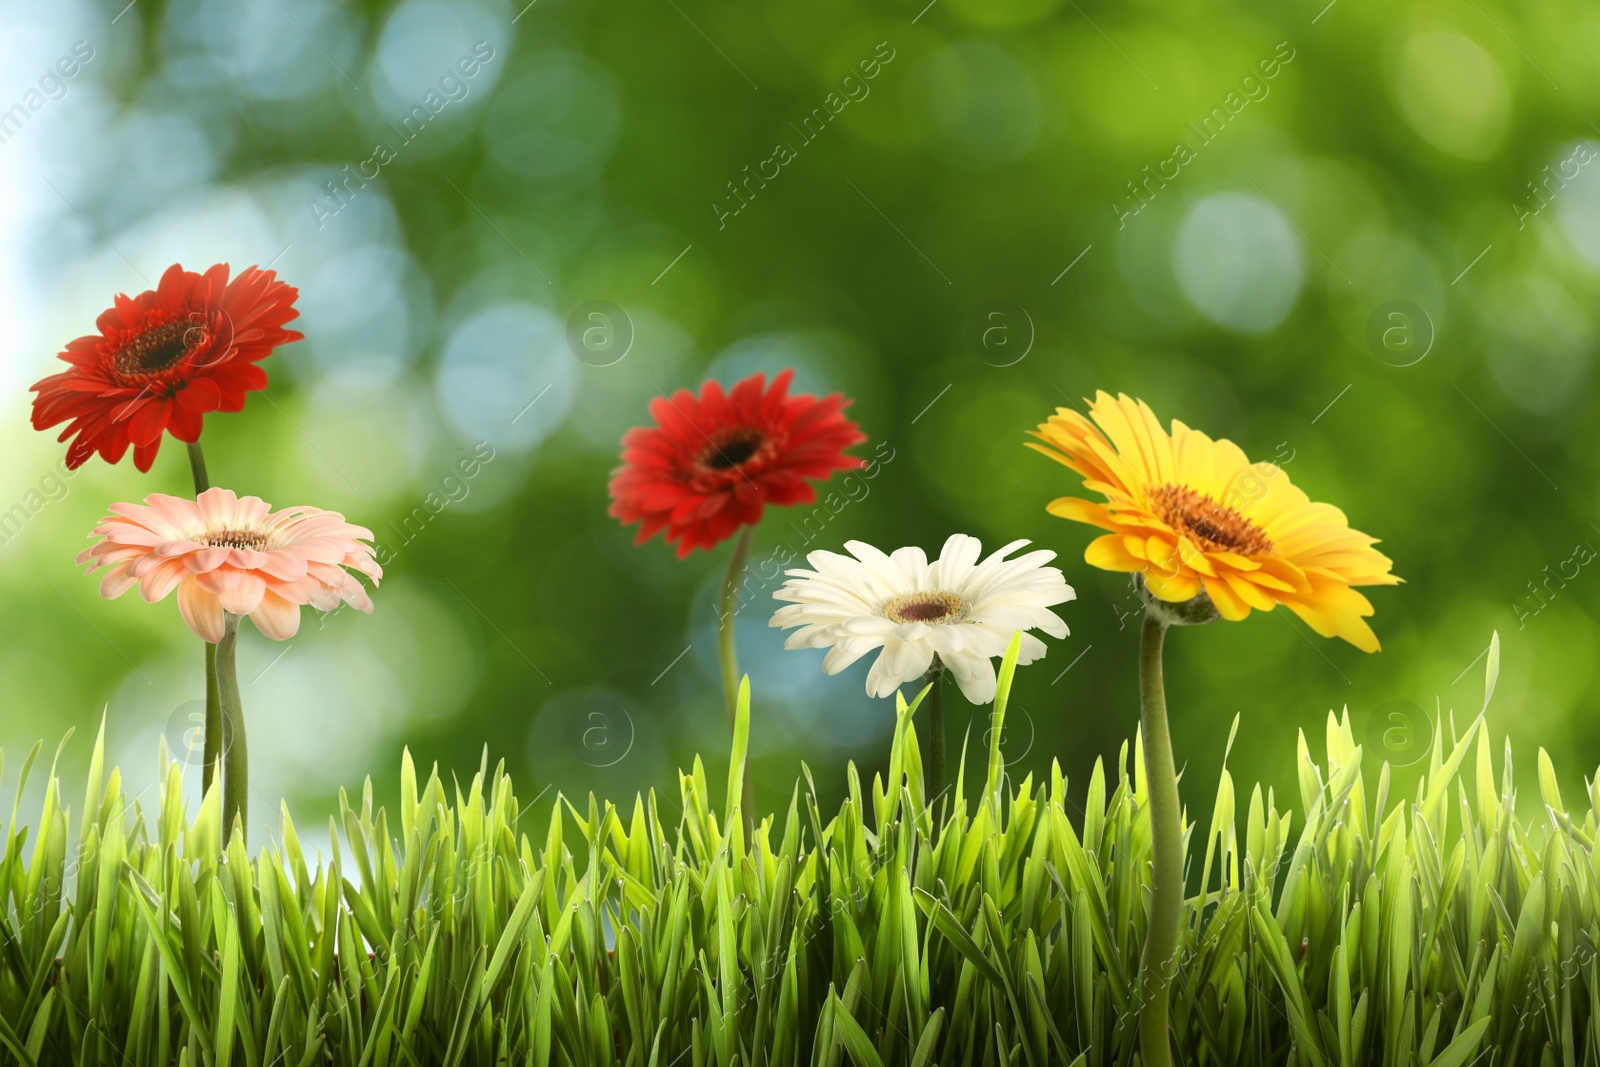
top-left (79, 487), bottom-right (381, 642)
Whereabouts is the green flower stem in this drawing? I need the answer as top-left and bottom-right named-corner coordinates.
top-left (920, 658), bottom-right (946, 810)
top-left (186, 441), bottom-right (211, 493)
top-left (187, 442), bottom-right (224, 795)
top-left (203, 647), bottom-right (221, 792)
top-left (1138, 610), bottom-right (1181, 1067)
top-left (718, 525), bottom-right (755, 831)
top-left (216, 613), bottom-right (249, 844)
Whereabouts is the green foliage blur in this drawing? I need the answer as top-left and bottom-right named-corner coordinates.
top-left (1, 0), bottom-right (1596, 844)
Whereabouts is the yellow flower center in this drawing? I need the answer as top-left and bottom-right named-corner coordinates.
top-left (882, 591), bottom-right (966, 625)
top-left (197, 528), bottom-right (277, 552)
top-left (1148, 483), bottom-right (1274, 556)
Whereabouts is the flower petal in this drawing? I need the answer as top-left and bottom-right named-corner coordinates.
top-left (1084, 534), bottom-right (1144, 573)
top-left (250, 590), bottom-right (302, 641)
top-left (177, 578), bottom-right (226, 643)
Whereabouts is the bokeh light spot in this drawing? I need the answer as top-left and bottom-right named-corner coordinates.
top-left (1482, 274), bottom-right (1591, 416)
top-left (483, 53), bottom-right (624, 187)
top-left (434, 304), bottom-right (576, 452)
top-left (1172, 192), bottom-right (1303, 333)
top-left (373, 0), bottom-right (507, 117)
top-left (1554, 140), bottom-right (1600, 267)
top-left (1390, 32), bottom-right (1510, 160)
top-left (913, 41), bottom-right (1043, 168)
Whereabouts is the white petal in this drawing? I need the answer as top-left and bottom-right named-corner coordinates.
top-left (822, 637), bottom-right (882, 675)
top-left (970, 603), bottom-right (1071, 638)
top-left (945, 653), bottom-right (998, 704)
top-left (885, 546), bottom-right (930, 590)
top-left (922, 626), bottom-right (970, 657)
top-left (865, 638), bottom-right (933, 698)
top-left (837, 617), bottom-right (897, 636)
top-left (1013, 631), bottom-right (1049, 664)
top-left (780, 623), bottom-right (836, 649)
top-left (928, 534), bottom-right (983, 590)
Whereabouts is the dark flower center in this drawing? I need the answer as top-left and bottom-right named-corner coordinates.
top-left (701, 430), bottom-right (764, 471)
top-left (1148, 483), bottom-right (1274, 556)
top-left (111, 315), bottom-right (206, 379)
top-left (883, 592), bottom-right (966, 625)
top-left (197, 528), bottom-right (274, 551)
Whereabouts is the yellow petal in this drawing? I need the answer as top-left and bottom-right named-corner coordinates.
top-left (1085, 534), bottom-right (1144, 573)
top-left (1144, 568), bottom-right (1202, 602)
top-left (1221, 570), bottom-right (1276, 612)
top-left (1201, 575), bottom-right (1252, 621)
top-left (1145, 536), bottom-right (1180, 576)
top-left (1177, 537), bottom-right (1217, 577)
top-left (1281, 580), bottom-right (1381, 652)
top-left (1255, 556), bottom-right (1312, 594)
top-left (1046, 497), bottom-right (1116, 529)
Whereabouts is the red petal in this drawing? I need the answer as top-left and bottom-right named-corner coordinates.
top-left (132, 437), bottom-right (161, 472)
top-left (126, 397), bottom-right (173, 446)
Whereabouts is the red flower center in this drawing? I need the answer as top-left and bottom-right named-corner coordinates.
top-left (106, 313), bottom-right (208, 384)
top-left (699, 429), bottom-right (767, 472)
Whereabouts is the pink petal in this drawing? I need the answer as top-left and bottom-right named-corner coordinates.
top-left (249, 590), bottom-right (301, 641)
top-left (217, 571), bottom-right (266, 614)
top-left (178, 578), bottom-right (226, 643)
top-left (286, 538), bottom-right (348, 565)
top-left (127, 553), bottom-right (168, 578)
top-left (183, 546), bottom-right (233, 572)
top-left (108, 501), bottom-right (176, 537)
top-left (81, 544), bottom-right (145, 568)
top-left (96, 525), bottom-right (167, 548)
top-left (139, 558), bottom-right (190, 603)
top-left (195, 566), bottom-right (245, 594)
top-left (144, 494), bottom-right (203, 536)
top-left (261, 550), bottom-right (309, 581)
top-left (340, 582), bottom-right (375, 614)
top-left (196, 487), bottom-right (241, 527)
top-left (235, 495), bottom-right (272, 526)
top-left (306, 561), bottom-right (359, 585)
top-left (230, 547), bottom-right (269, 569)
top-left (274, 574), bottom-right (325, 604)
top-left (98, 564), bottom-right (138, 599)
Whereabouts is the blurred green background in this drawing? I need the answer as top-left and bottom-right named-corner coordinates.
top-left (0, 0), bottom-right (1595, 848)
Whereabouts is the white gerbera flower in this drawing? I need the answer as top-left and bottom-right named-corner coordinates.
top-left (769, 534), bottom-right (1075, 704)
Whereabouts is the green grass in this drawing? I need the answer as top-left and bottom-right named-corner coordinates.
top-left (0, 634), bottom-right (1592, 1065)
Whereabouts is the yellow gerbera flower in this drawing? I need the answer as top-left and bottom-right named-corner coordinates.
top-left (1028, 391), bottom-right (1399, 652)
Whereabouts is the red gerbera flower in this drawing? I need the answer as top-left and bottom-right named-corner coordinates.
top-left (31, 262), bottom-right (303, 473)
top-left (609, 369), bottom-right (867, 557)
